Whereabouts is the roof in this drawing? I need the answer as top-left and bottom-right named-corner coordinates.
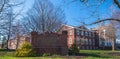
top-left (57, 24), bottom-right (95, 32)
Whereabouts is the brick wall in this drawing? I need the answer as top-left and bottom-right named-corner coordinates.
top-left (31, 31), bottom-right (68, 55)
top-left (8, 35), bottom-right (30, 49)
top-left (57, 25), bottom-right (99, 50)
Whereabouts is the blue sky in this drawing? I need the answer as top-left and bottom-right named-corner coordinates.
top-left (51, 0), bottom-right (119, 26)
top-left (19, 0), bottom-right (119, 27)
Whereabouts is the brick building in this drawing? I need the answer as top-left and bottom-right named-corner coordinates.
top-left (8, 35), bottom-right (30, 49)
top-left (94, 24), bottom-right (115, 49)
top-left (57, 25), bottom-right (99, 50)
top-left (31, 31), bottom-right (68, 55)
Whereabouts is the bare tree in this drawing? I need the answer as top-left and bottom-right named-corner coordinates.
top-left (0, 0), bottom-right (24, 49)
top-left (23, 0), bottom-right (65, 33)
top-left (0, 0), bottom-right (6, 14)
top-left (111, 10), bottom-right (120, 49)
top-left (105, 21), bottom-right (116, 51)
top-left (79, 0), bottom-right (120, 8)
top-left (12, 21), bottom-right (24, 49)
top-left (79, 0), bottom-right (120, 24)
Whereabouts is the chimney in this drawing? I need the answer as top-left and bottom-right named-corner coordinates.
top-left (31, 31), bottom-right (38, 36)
top-left (30, 31), bottom-right (38, 47)
top-left (62, 31), bottom-right (68, 35)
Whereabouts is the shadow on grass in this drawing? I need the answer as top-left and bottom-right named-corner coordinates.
top-left (69, 53), bottom-right (111, 58)
top-left (0, 49), bottom-right (15, 57)
top-left (0, 49), bottom-right (15, 51)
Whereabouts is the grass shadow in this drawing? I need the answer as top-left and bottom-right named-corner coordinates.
top-left (72, 53), bottom-right (112, 58)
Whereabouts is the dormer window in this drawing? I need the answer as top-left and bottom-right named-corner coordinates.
top-left (69, 30), bottom-right (72, 35)
top-left (86, 31), bottom-right (88, 36)
top-left (76, 30), bottom-right (80, 35)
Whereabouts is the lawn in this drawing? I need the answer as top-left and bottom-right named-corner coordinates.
top-left (80, 50), bottom-right (120, 59)
top-left (0, 57), bottom-right (67, 59)
top-left (0, 49), bottom-right (120, 59)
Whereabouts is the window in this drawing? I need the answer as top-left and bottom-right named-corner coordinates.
top-left (92, 32), bottom-right (95, 37)
top-left (90, 39), bottom-right (92, 45)
top-left (86, 38), bottom-right (88, 45)
top-left (93, 39), bottom-right (95, 45)
top-left (93, 42), bottom-right (95, 45)
top-left (76, 30), bottom-right (80, 35)
top-left (76, 37), bottom-right (80, 41)
top-left (93, 39), bottom-right (95, 43)
top-left (86, 31), bottom-right (88, 36)
top-left (99, 39), bottom-right (102, 46)
top-left (69, 37), bottom-right (72, 44)
top-left (81, 38), bottom-right (84, 44)
top-left (88, 32), bottom-right (90, 37)
top-left (89, 32), bottom-right (92, 37)
top-left (81, 31), bottom-right (84, 36)
top-left (78, 46), bottom-right (80, 49)
top-left (87, 46), bottom-right (89, 49)
top-left (89, 39), bottom-right (91, 45)
top-left (105, 41), bottom-right (107, 46)
top-left (90, 46), bottom-right (92, 50)
top-left (69, 30), bottom-right (72, 35)
top-left (76, 37), bottom-right (80, 44)
top-left (82, 46), bottom-right (84, 49)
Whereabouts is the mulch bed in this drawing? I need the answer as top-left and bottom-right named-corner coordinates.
top-left (45, 56), bottom-right (86, 59)
top-left (108, 52), bottom-right (120, 56)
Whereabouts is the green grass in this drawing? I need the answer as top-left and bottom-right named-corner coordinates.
top-left (80, 50), bottom-right (120, 59)
top-left (0, 49), bottom-right (74, 59)
top-left (80, 50), bottom-right (120, 53)
top-left (1, 49), bottom-right (120, 59)
top-left (82, 56), bottom-right (120, 59)
top-left (0, 49), bottom-right (15, 57)
top-left (0, 57), bottom-right (68, 59)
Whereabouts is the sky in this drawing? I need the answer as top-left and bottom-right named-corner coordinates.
top-left (17, 0), bottom-right (120, 27)
top-left (49, 0), bottom-right (119, 27)
top-left (1, 0), bottom-right (120, 43)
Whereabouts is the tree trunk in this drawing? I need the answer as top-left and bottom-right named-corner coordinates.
top-left (16, 35), bottom-right (20, 49)
top-left (6, 36), bottom-right (10, 49)
top-left (112, 38), bottom-right (115, 51)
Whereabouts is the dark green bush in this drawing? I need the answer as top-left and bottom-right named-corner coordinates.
top-left (69, 43), bottom-right (79, 55)
top-left (52, 54), bottom-right (60, 56)
top-left (15, 42), bottom-right (36, 57)
top-left (0, 49), bottom-right (15, 51)
top-left (42, 53), bottom-right (51, 57)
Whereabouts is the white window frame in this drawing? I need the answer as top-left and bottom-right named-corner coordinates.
top-left (69, 37), bottom-right (72, 44)
top-left (86, 38), bottom-right (88, 45)
top-left (76, 30), bottom-right (80, 35)
top-left (81, 31), bottom-right (84, 36)
top-left (69, 30), bottom-right (72, 35)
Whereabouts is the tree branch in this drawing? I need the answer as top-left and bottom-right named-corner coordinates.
top-left (114, 0), bottom-right (120, 8)
top-left (0, 0), bottom-right (6, 14)
top-left (86, 18), bottom-right (120, 25)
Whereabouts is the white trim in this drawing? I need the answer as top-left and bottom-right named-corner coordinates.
top-left (57, 24), bottom-right (96, 33)
top-left (62, 25), bottom-right (95, 32)
top-left (61, 24), bottom-right (75, 28)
